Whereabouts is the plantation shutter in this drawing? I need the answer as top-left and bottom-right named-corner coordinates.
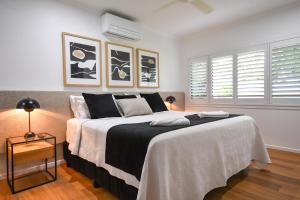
top-left (237, 50), bottom-right (265, 98)
top-left (211, 55), bottom-right (233, 98)
top-left (190, 61), bottom-right (207, 98)
top-left (272, 44), bottom-right (300, 98)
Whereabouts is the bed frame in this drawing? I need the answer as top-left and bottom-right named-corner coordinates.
top-left (63, 142), bottom-right (138, 200)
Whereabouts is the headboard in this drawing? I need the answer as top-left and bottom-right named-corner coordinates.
top-left (0, 91), bottom-right (185, 153)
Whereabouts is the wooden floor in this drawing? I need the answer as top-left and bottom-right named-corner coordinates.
top-left (1, 148), bottom-right (300, 200)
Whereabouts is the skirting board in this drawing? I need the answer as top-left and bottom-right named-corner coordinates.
top-left (266, 144), bottom-right (300, 154)
top-left (0, 159), bottom-right (65, 180)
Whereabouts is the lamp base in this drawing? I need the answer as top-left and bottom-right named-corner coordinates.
top-left (24, 132), bottom-right (36, 141)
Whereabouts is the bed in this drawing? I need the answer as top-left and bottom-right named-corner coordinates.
top-left (64, 110), bottom-right (271, 200)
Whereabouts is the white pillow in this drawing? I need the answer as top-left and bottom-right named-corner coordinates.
top-left (75, 98), bottom-right (91, 119)
top-left (69, 95), bottom-right (91, 119)
top-left (70, 95), bottom-right (79, 118)
top-left (150, 116), bottom-right (190, 126)
top-left (117, 98), bottom-right (152, 117)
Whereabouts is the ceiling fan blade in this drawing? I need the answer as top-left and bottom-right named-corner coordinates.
top-left (190, 0), bottom-right (213, 13)
top-left (154, 0), bottom-right (179, 13)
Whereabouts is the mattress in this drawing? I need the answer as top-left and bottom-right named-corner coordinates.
top-left (66, 111), bottom-right (271, 200)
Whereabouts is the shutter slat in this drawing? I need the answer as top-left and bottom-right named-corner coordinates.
top-left (190, 75), bottom-right (207, 79)
top-left (238, 88), bottom-right (264, 92)
top-left (239, 92), bottom-right (264, 95)
top-left (272, 58), bottom-right (300, 65)
top-left (272, 63), bottom-right (300, 70)
top-left (272, 54), bottom-right (300, 60)
top-left (273, 46), bottom-right (300, 54)
top-left (211, 65), bottom-right (233, 70)
top-left (238, 81), bottom-right (264, 85)
top-left (273, 45), bottom-right (300, 50)
top-left (238, 74), bottom-right (264, 78)
top-left (212, 79), bottom-right (233, 84)
top-left (272, 72), bottom-right (300, 77)
top-left (272, 67), bottom-right (300, 74)
top-left (212, 73), bottom-right (232, 77)
top-left (237, 50), bottom-right (265, 98)
top-left (272, 55), bottom-right (300, 62)
top-left (273, 92), bottom-right (300, 95)
top-left (238, 85), bottom-right (264, 89)
top-left (238, 68), bottom-right (264, 75)
top-left (272, 87), bottom-right (300, 91)
top-left (238, 96), bottom-right (264, 99)
top-left (190, 86), bottom-right (206, 89)
top-left (238, 77), bottom-right (264, 82)
top-left (237, 60), bottom-right (265, 65)
top-left (273, 83), bottom-right (300, 87)
top-left (272, 77), bottom-right (300, 82)
top-left (238, 64), bottom-right (265, 69)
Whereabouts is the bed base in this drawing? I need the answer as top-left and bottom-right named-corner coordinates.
top-left (63, 142), bottom-right (138, 200)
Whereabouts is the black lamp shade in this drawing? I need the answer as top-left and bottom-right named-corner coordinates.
top-left (165, 96), bottom-right (176, 104)
top-left (16, 98), bottom-right (40, 112)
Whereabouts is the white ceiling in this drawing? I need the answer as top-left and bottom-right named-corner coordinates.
top-left (73, 0), bottom-right (298, 37)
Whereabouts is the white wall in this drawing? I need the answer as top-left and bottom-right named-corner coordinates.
top-left (0, 0), bottom-right (183, 92)
top-left (180, 2), bottom-right (300, 152)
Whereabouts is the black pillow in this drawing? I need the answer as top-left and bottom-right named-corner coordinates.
top-left (82, 93), bottom-right (121, 119)
top-left (140, 93), bottom-right (168, 112)
top-left (113, 95), bottom-right (137, 99)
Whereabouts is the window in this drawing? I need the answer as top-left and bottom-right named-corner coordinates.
top-left (237, 50), bottom-right (265, 99)
top-left (272, 44), bottom-right (300, 99)
top-left (211, 55), bottom-right (233, 98)
top-left (189, 60), bottom-right (207, 98)
top-left (188, 36), bottom-right (300, 106)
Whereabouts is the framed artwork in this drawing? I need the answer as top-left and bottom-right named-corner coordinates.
top-left (62, 32), bottom-right (102, 86)
top-left (106, 42), bottom-right (134, 88)
top-left (137, 48), bottom-right (159, 88)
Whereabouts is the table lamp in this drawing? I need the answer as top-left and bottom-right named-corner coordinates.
top-left (16, 97), bottom-right (40, 139)
top-left (165, 96), bottom-right (176, 110)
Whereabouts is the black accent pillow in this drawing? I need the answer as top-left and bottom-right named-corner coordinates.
top-left (140, 93), bottom-right (168, 112)
top-left (82, 93), bottom-right (121, 119)
top-left (113, 95), bottom-right (137, 99)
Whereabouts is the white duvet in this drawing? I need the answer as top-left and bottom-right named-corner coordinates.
top-left (66, 111), bottom-right (270, 200)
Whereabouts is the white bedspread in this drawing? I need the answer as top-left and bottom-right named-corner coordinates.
top-left (66, 111), bottom-right (270, 200)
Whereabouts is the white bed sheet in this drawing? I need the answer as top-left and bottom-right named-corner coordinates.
top-left (66, 111), bottom-right (270, 200)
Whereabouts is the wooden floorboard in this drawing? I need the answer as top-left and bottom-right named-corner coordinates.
top-left (0, 148), bottom-right (299, 200)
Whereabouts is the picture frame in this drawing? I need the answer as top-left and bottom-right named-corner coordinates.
top-left (106, 42), bottom-right (134, 88)
top-left (62, 32), bottom-right (102, 87)
top-left (137, 48), bottom-right (160, 88)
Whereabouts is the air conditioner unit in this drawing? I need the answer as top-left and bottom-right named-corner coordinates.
top-left (101, 13), bottom-right (142, 41)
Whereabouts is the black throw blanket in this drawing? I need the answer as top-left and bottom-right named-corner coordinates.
top-left (105, 114), bottom-right (240, 180)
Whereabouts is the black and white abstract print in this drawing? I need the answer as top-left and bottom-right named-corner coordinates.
top-left (111, 50), bottom-right (131, 81)
top-left (70, 42), bottom-right (96, 79)
top-left (141, 55), bottom-right (156, 83)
